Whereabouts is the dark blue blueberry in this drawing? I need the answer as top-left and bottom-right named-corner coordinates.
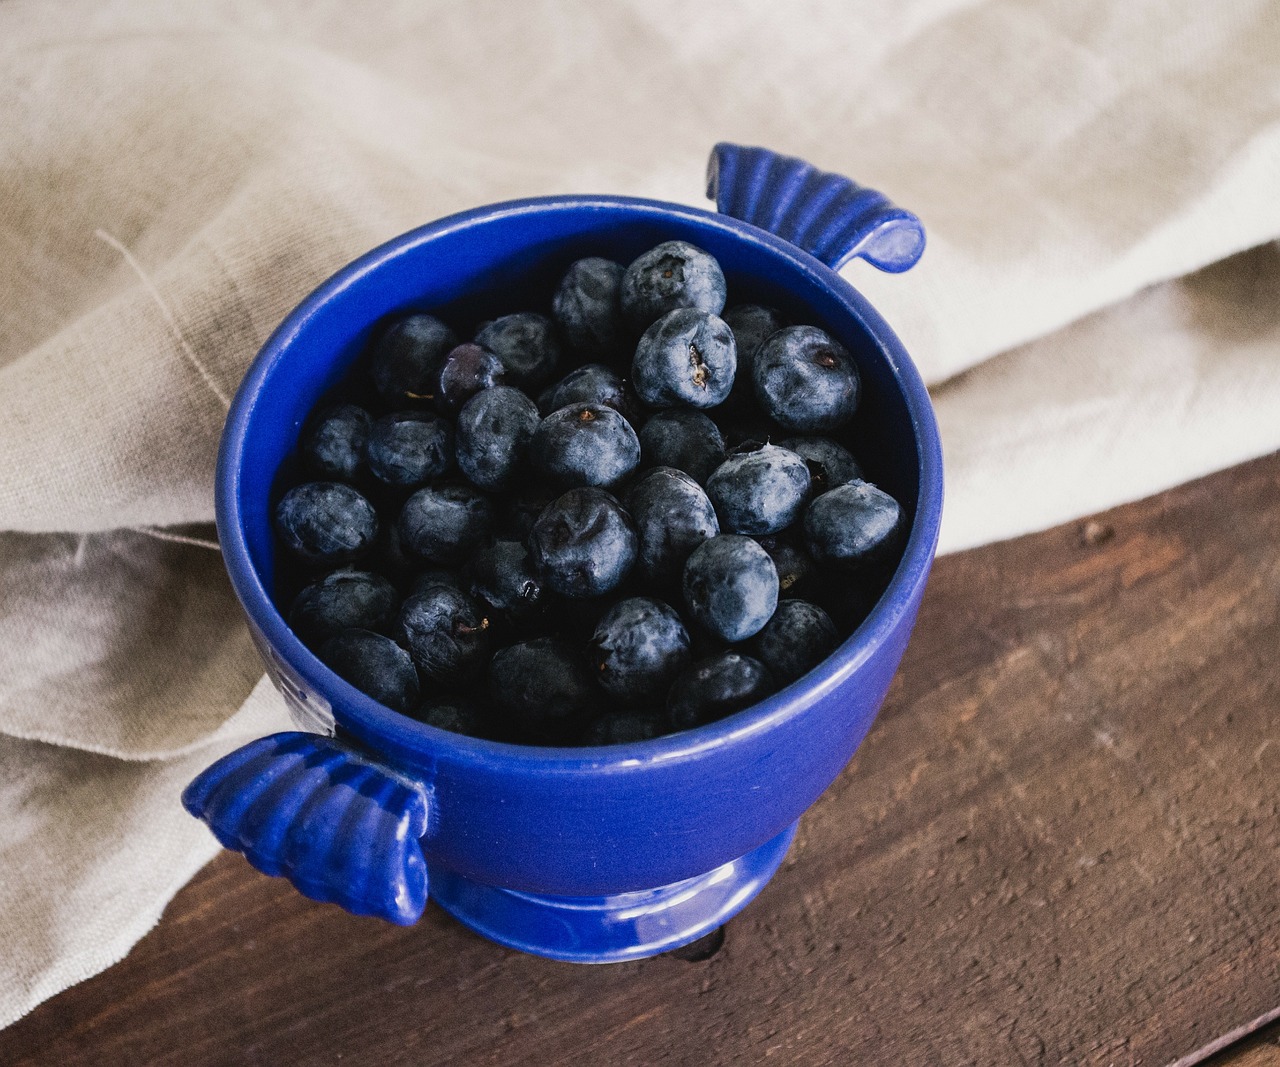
top-left (398, 484), bottom-right (494, 565)
top-left (289, 569), bottom-right (398, 647)
top-left (539, 363), bottom-right (635, 420)
top-left (626, 467), bottom-right (719, 586)
top-left (489, 637), bottom-right (598, 743)
top-left (398, 585), bottom-right (491, 687)
top-left (365, 411), bottom-right (453, 488)
top-left (666, 652), bottom-right (774, 732)
top-left (632, 308), bottom-right (736, 410)
top-left (413, 697), bottom-right (490, 738)
top-left (500, 486), bottom-right (556, 543)
top-left (370, 314), bottom-right (458, 408)
top-left (591, 597), bottom-right (692, 703)
top-left (803, 480), bottom-right (905, 570)
top-left (753, 325), bottom-right (860, 433)
top-left (473, 312), bottom-right (562, 389)
top-left (275, 482), bottom-right (378, 566)
top-left (318, 629), bottom-right (419, 713)
top-left (582, 710), bottom-right (667, 745)
top-left (721, 304), bottom-right (787, 411)
top-left (638, 409), bottom-right (725, 485)
top-left (777, 436), bottom-right (863, 494)
top-left (436, 342), bottom-right (506, 414)
top-left (532, 403), bottom-right (641, 489)
top-left (468, 540), bottom-right (543, 622)
top-left (455, 385), bottom-right (541, 492)
top-left (620, 241), bottom-right (727, 331)
top-left (705, 443), bottom-right (811, 536)
top-left (409, 567), bottom-right (464, 597)
top-left (300, 404), bottom-right (372, 482)
top-left (752, 600), bottom-right (838, 684)
top-left (682, 534), bottom-right (779, 642)
top-left (552, 257), bottom-right (626, 358)
top-left (528, 487), bottom-right (637, 599)
top-left (755, 534), bottom-right (817, 598)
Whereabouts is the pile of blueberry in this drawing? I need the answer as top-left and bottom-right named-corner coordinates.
top-left (273, 241), bottom-right (906, 745)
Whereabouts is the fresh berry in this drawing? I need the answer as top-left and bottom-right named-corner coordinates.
top-left (667, 652), bottom-right (774, 731)
top-left (275, 482), bottom-right (379, 565)
top-left (638, 409), bottom-right (725, 485)
top-left (436, 343), bottom-right (506, 413)
top-left (455, 385), bottom-right (540, 491)
top-left (413, 697), bottom-right (490, 738)
top-left (682, 534), bottom-right (779, 642)
top-left (489, 637), bottom-right (597, 742)
top-left (532, 403), bottom-right (641, 489)
top-left (468, 540), bottom-right (543, 623)
top-left (582, 710), bottom-right (666, 745)
top-left (370, 314), bottom-right (459, 407)
top-left (620, 241), bottom-right (727, 331)
top-left (409, 567), bottom-right (464, 596)
top-left (803, 480), bottom-right (905, 569)
top-left (289, 570), bottom-right (398, 647)
top-left (755, 534), bottom-right (817, 598)
top-left (365, 411), bottom-right (454, 488)
top-left (552, 257), bottom-right (626, 358)
top-left (721, 304), bottom-right (787, 410)
top-left (474, 312), bottom-right (562, 389)
top-left (626, 467), bottom-right (719, 586)
top-left (398, 484), bottom-right (494, 565)
top-left (705, 442), bottom-right (811, 536)
top-left (752, 600), bottom-right (838, 683)
top-left (528, 487), bottom-right (637, 598)
top-left (398, 584), bottom-right (491, 686)
top-left (539, 363), bottom-right (634, 420)
top-left (777, 436), bottom-right (863, 493)
top-left (300, 404), bottom-right (372, 482)
top-left (753, 325), bottom-right (860, 433)
top-left (632, 308), bottom-right (736, 409)
top-left (318, 629), bottom-right (419, 713)
top-left (591, 597), bottom-right (692, 703)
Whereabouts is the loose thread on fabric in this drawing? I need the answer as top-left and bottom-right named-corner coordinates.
top-left (94, 228), bottom-right (232, 410)
top-left (126, 526), bottom-right (222, 552)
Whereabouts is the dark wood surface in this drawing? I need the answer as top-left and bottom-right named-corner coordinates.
top-left (3, 454), bottom-right (1278, 1066)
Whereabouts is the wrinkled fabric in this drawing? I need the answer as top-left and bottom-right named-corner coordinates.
top-left (1, 0), bottom-right (1278, 1028)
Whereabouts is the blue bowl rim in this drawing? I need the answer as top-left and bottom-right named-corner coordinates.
top-left (216, 193), bottom-right (944, 776)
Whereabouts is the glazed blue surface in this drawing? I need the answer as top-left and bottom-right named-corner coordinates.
top-left (198, 145), bottom-right (943, 960)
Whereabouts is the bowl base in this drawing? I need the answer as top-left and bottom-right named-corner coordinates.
top-left (428, 821), bottom-right (798, 963)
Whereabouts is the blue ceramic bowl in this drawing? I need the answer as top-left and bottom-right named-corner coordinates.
top-left (185, 145), bottom-right (943, 962)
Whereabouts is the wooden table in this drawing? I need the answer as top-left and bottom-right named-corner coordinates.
top-left (2, 455), bottom-right (1277, 1066)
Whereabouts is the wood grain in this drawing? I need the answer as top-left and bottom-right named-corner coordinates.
top-left (2, 454), bottom-right (1278, 1066)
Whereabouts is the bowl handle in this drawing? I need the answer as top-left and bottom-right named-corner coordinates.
top-left (182, 732), bottom-right (429, 925)
top-left (706, 142), bottom-right (925, 273)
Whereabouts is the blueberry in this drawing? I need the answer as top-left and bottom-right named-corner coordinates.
top-left (626, 467), bottom-right (719, 586)
top-left (474, 312), bottom-right (562, 389)
top-left (436, 342), bottom-right (506, 414)
top-left (409, 567), bottom-right (464, 596)
top-left (755, 534), bottom-right (817, 598)
top-left (591, 597), bottom-right (692, 703)
top-left (365, 411), bottom-right (454, 488)
top-left (455, 385), bottom-right (541, 491)
top-left (753, 325), bottom-right (860, 433)
top-left (275, 482), bottom-right (379, 565)
top-left (620, 241), bottom-right (727, 331)
top-left (289, 570), bottom-right (398, 647)
top-left (300, 404), bottom-right (372, 482)
top-left (500, 486), bottom-right (556, 543)
top-left (803, 480), bottom-right (905, 570)
top-left (752, 600), bottom-right (838, 683)
top-left (721, 304), bottom-right (787, 410)
top-left (632, 308), bottom-right (736, 409)
top-left (777, 436), bottom-right (863, 493)
top-left (468, 540), bottom-right (543, 622)
top-left (413, 697), bottom-right (490, 738)
top-left (532, 403), bottom-right (641, 489)
top-left (638, 409), bottom-right (725, 485)
top-left (318, 629), bottom-right (419, 713)
top-left (399, 584), bottom-right (491, 686)
top-left (489, 637), bottom-right (597, 742)
top-left (682, 534), bottom-right (779, 642)
top-left (667, 652), bottom-right (774, 731)
top-left (552, 257), bottom-right (626, 358)
top-left (705, 443), bottom-right (811, 536)
top-left (528, 487), bottom-right (637, 598)
top-left (370, 314), bottom-right (458, 407)
top-left (539, 363), bottom-right (634, 420)
top-left (398, 484), bottom-right (494, 565)
top-left (582, 710), bottom-right (666, 745)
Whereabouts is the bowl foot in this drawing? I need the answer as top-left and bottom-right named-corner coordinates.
top-left (428, 821), bottom-right (798, 963)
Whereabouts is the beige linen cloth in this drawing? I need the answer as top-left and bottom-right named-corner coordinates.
top-left (2, 0), bottom-right (1279, 1027)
